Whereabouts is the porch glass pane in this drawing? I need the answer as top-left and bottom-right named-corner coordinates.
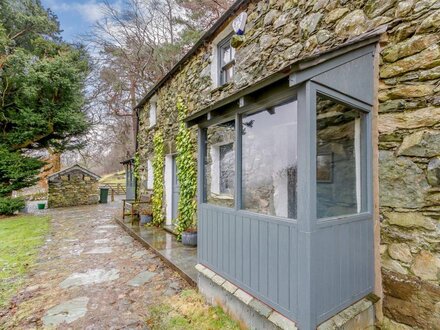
top-left (241, 100), bottom-right (298, 218)
top-left (204, 119), bottom-right (235, 208)
top-left (316, 93), bottom-right (363, 218)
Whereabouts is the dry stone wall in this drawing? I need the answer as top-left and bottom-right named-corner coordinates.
top-left (138, 0), bottom-right (440, 327)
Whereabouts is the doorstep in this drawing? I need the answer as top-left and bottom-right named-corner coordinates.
top-left (162, 224), bottom-right (178, 236)
top-left (115, 218), bottom-right (197, 286)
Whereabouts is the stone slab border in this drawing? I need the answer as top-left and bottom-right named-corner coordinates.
top-left (197, 263), bottom-right (380, 330)
top-left (115, 218), bottom-right (196, 287)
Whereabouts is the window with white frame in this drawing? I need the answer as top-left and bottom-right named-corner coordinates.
top-left (204, 120), bottom-right (235, 208)
top-left (218, 34), bottom-right (235, 85)
top-left (149, 102), bottom-right (157, 128)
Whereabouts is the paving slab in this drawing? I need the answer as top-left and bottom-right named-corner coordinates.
top-left (60, 269), bottom-right (119, 288)
top-left (85, 247), bottom-right (113, 254)
top-left (42, 297), bottom-right (89, 326)
top-left (127, 271), bottom-right (156, 287)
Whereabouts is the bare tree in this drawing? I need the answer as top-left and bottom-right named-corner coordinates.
top-left (70, 0), bottom-right (233, 174)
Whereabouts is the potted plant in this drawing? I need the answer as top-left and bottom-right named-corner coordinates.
top-left (140, 208), bottom-right (153, 224)
top-left (181, 227), bottom-right (197, 247)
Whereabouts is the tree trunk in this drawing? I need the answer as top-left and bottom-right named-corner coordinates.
top-left (39, 150), bottom-right (61, 188)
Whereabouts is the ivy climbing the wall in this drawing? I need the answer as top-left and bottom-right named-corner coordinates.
top-left (175, 98), bottom-right (198, 240)
top-left (133, 152), bottom-right (141, 180)
top-left (152, 131), bottom-right (165, 226)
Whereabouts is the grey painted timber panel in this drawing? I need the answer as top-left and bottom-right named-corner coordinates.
top-left (313, 218), bottom-right (374, 323)
top-left (198, 204), bottom-right (299, 321)
top-left (312, 53), bottom-right (374, 106)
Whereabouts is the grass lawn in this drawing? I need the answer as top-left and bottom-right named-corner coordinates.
top-left (147, 289), bottom-right (242, 330)
top-left (0, 215), bottom-right (50, 308)
top-left (99, 171), bottom-right (126, 185)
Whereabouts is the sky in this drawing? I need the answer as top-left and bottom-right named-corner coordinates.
top-left (41, 0), bottom-right (120, 42)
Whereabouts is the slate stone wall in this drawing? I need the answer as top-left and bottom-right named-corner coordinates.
top-left (48, 170), bottom-right (100, 208)
top-left (137, 0), bottom-right (440, 327)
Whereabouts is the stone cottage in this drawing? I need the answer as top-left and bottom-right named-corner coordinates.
top-left (48, 164), bottom-right (100, 208)
top-left (134, 0), bottom-right (440, 329)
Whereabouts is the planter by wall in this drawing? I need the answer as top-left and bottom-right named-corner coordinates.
top-left (140, 214), bottom-right (152, 224)
top-left (182, 231), bottom-right (197, 247)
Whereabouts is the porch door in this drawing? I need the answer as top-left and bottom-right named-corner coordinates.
top-left (172, 155), bottom-right (180, 220)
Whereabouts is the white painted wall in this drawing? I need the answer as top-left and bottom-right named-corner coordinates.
top-left (164, 155), bottom-right (173, 225)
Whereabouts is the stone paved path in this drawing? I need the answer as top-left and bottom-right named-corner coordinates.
top-left (0, 200), bottom-right (189, 329)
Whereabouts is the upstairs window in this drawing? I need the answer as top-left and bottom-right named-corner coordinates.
top-left (218, 34), bottom-right (235, 85)
top-left (149, 102), bottom-right (157, 128)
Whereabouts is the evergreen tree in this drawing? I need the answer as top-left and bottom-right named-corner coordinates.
top-left (0, 0), bottom-right (90, 214)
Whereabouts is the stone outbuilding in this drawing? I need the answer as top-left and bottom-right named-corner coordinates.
top-left (47, 164), bottom-right (100, 208)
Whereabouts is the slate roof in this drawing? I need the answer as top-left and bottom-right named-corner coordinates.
top-left (47, 164), bottom-right (101, 181)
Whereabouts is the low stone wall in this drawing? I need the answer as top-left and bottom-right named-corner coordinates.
top-left (48, 171), bottom-right (99, 208)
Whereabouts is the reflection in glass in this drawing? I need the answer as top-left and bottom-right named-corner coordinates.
top-left (316, 94), bottom-right (362, 218)
top-left (242, 100), bottom-right (298, 218)
top-left (204, 120), bottom-right (235, 208)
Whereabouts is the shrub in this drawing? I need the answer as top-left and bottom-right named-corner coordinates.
top-left (0, 197), bottom-right (25, 215)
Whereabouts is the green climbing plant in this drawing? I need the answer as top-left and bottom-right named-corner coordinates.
top-left (175, 97), bottom-right (198, 240)
top-left (152, 131), bottom-right (165, 226)
top-left (133, 152), bottom-right (141, 180)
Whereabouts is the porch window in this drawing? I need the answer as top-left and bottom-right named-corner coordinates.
top-left (242, 100), bottom-right (298, 218)
top-left (204, 119), bottom-right (235, 207)
top-left (218, 34), bottom-right (235, 85)
top-left (219, 143), bottom-right (234, 195)
top-left (316, 93), bottom-right (365, 218)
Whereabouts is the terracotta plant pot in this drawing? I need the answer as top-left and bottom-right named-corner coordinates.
top-left (182, 231), bottom-right (197, 247)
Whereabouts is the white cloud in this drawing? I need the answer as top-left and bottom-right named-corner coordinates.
top-left (44, 0), bottom-right (112, 24)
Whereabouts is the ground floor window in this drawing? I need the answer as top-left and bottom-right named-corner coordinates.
top-left (203, 97), bottom-right (298, 219)
top-left (316, 93), bottom-right (366, 218)
top-left (204, 119), bottom-right (235, 208)
top-left (242, 100), bottom-right (298, 218)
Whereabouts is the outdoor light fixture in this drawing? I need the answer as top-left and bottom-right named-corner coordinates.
top-left (232, 12), bottom-right (247, 35)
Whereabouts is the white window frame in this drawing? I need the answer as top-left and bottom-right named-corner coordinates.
top-left (218, 33), bottom-right (235, 86)
top-left (210, 26), bottom-right (234, 89)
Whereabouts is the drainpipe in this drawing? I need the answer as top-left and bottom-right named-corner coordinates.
top-left (134, 107), bottom-right (140, 200)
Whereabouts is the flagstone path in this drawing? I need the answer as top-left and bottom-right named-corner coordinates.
top-left (0, 200), bottom-right (189, 329)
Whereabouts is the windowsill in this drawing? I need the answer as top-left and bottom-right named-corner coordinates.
top-left (209, 193), bottom-right (234, 200)
top-left (210, 82), bottom-right (234, 94)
